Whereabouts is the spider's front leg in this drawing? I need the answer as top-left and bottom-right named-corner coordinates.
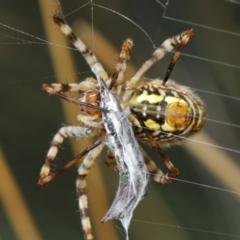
top-left (42, 77), bottom-right (97, 94)
top-left (39, 126), bottom-right (93, 181)
top-left (42, 82), bottom-right (103, 118)
top-left (121, 29), bottom-right (193, 103)
top-left (76, 142), bottom-right (105, 240)
top-left (40, 80), bottom-right (101, 183)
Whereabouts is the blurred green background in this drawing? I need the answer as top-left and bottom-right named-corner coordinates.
top-left (0, 0), bottom-right (240, 239)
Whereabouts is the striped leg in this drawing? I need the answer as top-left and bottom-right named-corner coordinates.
top-left (122, 29), bottom-right (193, 102)
top-left (39, 126), bottom-right (92, 180)
top-left (109, 38), bottom-right (133, 92)
top-left (53, 13), bottom-right (134, 94)
top-left (140, 148), bottom-right (172, 184)
top-left (143, 130), bottom-right (179, 183)
top-left (76, 143), bottom-right (105, 240)
top-left (53, 13), bottom-right (109, 82)
top-left (106, 148), bottom-right (172, 184)
top-left (43, 77), bottom-right (96, 93)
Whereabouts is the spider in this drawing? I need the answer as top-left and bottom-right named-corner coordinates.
top-left (38, 12), bottom-right (206, 240)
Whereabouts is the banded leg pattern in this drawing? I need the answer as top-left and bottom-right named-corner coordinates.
top-left (141, 149), bottom-right (172, 184)
top-left (122, 30), bottom-right (193, 103)
top-left (53, 13), bottom-right (109, 82)
top-left (76, 143), bottom-right (104, 240)
top-left (42, 80), bottom-right (96, 93)
top-left (106, 148), bottom-right (172, 184)
top-left (39, 126), bottom-right (91, 180)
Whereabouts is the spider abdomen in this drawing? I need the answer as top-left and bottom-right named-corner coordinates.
top-left (129, 80), bottom-right (206, 143)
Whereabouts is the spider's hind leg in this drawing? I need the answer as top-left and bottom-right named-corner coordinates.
top-left (144, 131), bottom-right (180, 184)
top-left (140, 147), bottom-right (174, 184)
top-left (130, 108), bottom-right (179, 183)
top-left (105, 148), bottom-right (172, 184)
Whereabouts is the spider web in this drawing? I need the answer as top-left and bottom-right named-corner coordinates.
top-left (0, 0), bottom-right (240, 240)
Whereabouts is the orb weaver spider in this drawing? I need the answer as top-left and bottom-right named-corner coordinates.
top-left (38, 12), bottom-right (205, 240)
